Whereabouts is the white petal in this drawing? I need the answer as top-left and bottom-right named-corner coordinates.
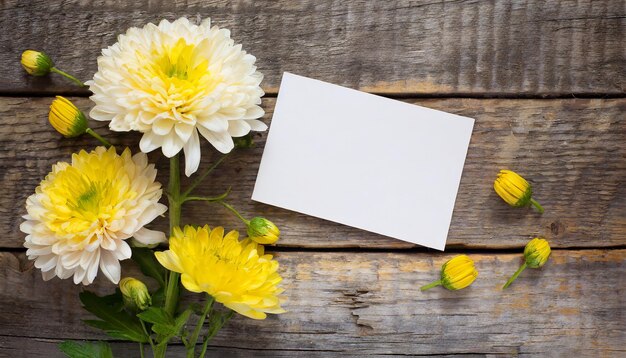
top-left (183, 129), bottom-right (201, 177)
top-left (198, 127), bottom-right (234, 154)
top-left (227, 120), bottom-right (251, 137)
top-left (243, 106), bottom-right (264, 120)
top-left (99, 251), bottom-right (121, 284)
top-left (152, 117), bottom-right (175, 136)
top-left (246, 119), bottom-right (268, 132)
top-left (139, 131), bottom-right (164, 153)
top-left (133, 227), bottom-right (167, 246)
top-left (161, 134), bottom-right (185, 157)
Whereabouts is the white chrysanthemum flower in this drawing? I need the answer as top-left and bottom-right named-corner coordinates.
top-left (87, 18), bottom-right (266, 176)
top-left (20, 147), bottom-right (167, 285)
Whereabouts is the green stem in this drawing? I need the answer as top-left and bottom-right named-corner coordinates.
top-left (187, 296), bottom-right (215, 358)
top-left (85, 128), bottom-right (112, 147)
top-left (420, 280), bottom-right (442, 291)
top-left (503, 262), bottom-right (528, 289)
top-left (530, 198), bottom-right (544, 214)
top-left (182, 153), bottom-right (229, 198)
top-left (50, 67), bottom-right (86, 87)
top-left (183, 188), bottom-right (231, 204)
top-left (199, 310), bottom-right (235, 358)
top-left (154, 155), bottom-right (183, 358)
top-left (165, 155), bottom-right (182, 317)
top-left (139, 343), bottom-right (145, 358)
top-left (139, 320), bottom-right (155, 353)
top-left (219, 201), bottom-right (249, 225)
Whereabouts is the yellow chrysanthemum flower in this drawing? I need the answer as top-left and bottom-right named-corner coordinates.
top-left (503, 238), bottom-right (551, 289)
top-left (247, 217), bottom-right (280, 245)
top-left (155, 225), bottom-right (286, 320)
top-left (21, 50), bottom-right (53, 76)
top-left (88, 18), bottom-right (267, 177)
top-left (20, 147), bottom-right (167, 285)
top-left (494, 169), bottom-right (544, 213)
top-left (49, 96), bottom-right (88, 138)
top-left (120, 277), bottom-right (152, 311)
top-left (421, 255), bottom-right (478, 291)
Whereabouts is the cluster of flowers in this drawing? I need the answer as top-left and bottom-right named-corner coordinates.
top-left (21, 18), bottom-right (283, 358)
top-left (421, 170), bottom-right (551, 291)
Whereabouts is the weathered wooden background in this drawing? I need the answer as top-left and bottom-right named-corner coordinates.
top-left (0, 0), bottom-right (624, 357)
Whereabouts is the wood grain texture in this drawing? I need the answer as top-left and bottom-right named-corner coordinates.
top-left (0, 250), bottom-right (624, 356)
top-left (0, 97), bottom-right (624, 250)
top-left (1, 0), bottom-right (624, 96)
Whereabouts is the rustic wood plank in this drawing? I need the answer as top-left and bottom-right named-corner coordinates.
top-left (0, 97), bottom-right (624, 249)
top-left (0, 250), bottom-right (624, 355)
top-left (1, 0), bottom-right (624, 95)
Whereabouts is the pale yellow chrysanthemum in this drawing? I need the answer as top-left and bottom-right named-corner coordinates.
top-left (155, 225), bottom-right (286, 319)
top-left (87, 18), bottom-right (266, 176)
top-left (20, 147), bottom-right (167, 285)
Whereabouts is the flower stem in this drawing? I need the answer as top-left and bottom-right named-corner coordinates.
top-left (199, 310), bottom-right (235, 358)
top-left (183, 187), bottom-right (231, 203)
top-left (165, 155), bottom-right (182, 316)
top-left (187, 295), bottom-right (214, 358)
top-left (420, 280), bottom-right (442, 291)
top-left (139, 320), bottom-right (155, 353)
top-left (503, 262), bottom-right (527, 289)
top-left (50, 67), bottom-right (86, 87)
top-left (219, 201), bottom-right (250, 225)
top-left (530, 198), bottom-right (544, 214)
top-left (154, 155), bottom-right (183, 358)
top-left (85, 128), bottom-right (112, 147)
top-left (139, 343), bottom-right (145, 358)
top-left (182, 153), bottom-right (229, 198)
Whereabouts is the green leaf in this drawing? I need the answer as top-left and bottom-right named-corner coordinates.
top-left (80, 290), bottom-right (148, 343)
top-left (137, 307), bottom-right (173, 325)
top-left (138, 307), bottom-right (176, 336)
top-left (137, 307), bottom-right (193, 342)
top-left (131, 247), bottom-right (166, 287)
top-left (58, 340), bottom-right (113, 358)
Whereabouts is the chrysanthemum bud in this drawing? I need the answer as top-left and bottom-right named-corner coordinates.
top-left (421, 255), bottom-right (478, 291)
top-left (503, 238), bottom-right (551, 289)
top-left (21, 50), bottom-right (54, 76)
top-left (119, 277), bottom-right (152, 311)
top-left (524, 237), bottom-right (551, 268)
top-left (49, 96), bottom-right (88, 138)
top-left (494, 169), bottom-right (544, 213)
top-left (247, 217), bottom-right (280, 245)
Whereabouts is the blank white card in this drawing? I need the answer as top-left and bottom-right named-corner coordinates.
top-left (252, 73), bottom-right (474, 250)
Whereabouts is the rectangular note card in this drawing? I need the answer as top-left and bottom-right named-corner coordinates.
top-left (252, 73), bottom-right (474, 250)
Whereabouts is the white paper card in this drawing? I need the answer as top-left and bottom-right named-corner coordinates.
top-left (252, 73), bottom-right (474, 250)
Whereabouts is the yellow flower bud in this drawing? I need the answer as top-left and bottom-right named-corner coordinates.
top-left (421, 255), bottom-right (478, 291)
top-left (247, 217), bottom-right (280, 244)
top-left (21, 50), bottom-right (53, 76)
top-left (524, 237), bottom-right (551, 268)
top-left (49, 96), bottom-right (88, 138)
top-left (503, 238), bottom-right (551, 289)
top-left (119, 277), bottom-right (152, 311)
top-left (494, 169), bottom-right (543, 213)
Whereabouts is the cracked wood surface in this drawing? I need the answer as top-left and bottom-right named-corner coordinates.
top-left (0, 0), bottom-right (624, 96)
top-left (1, 0), bottom-right (625, 356)
top-left (0, 250), bottom-right (624, 356)
top-left (0, 97), bottom-right (624, 250)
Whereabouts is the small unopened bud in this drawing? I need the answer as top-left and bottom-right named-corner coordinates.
top-left (49, 96), bottom-right (88, 138)
top-left (421, 255), bottom-right (478, 291)
top-left (247, 217), bottom-right (280, 245)
top-left (494, 169), bottom-right (543, 213)
top-left (119, 277), bottom-right (152, 311)
top-left (503, 238), bottom-right (551, 289)
top-left (21, 50), bottom-right (54, 76)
